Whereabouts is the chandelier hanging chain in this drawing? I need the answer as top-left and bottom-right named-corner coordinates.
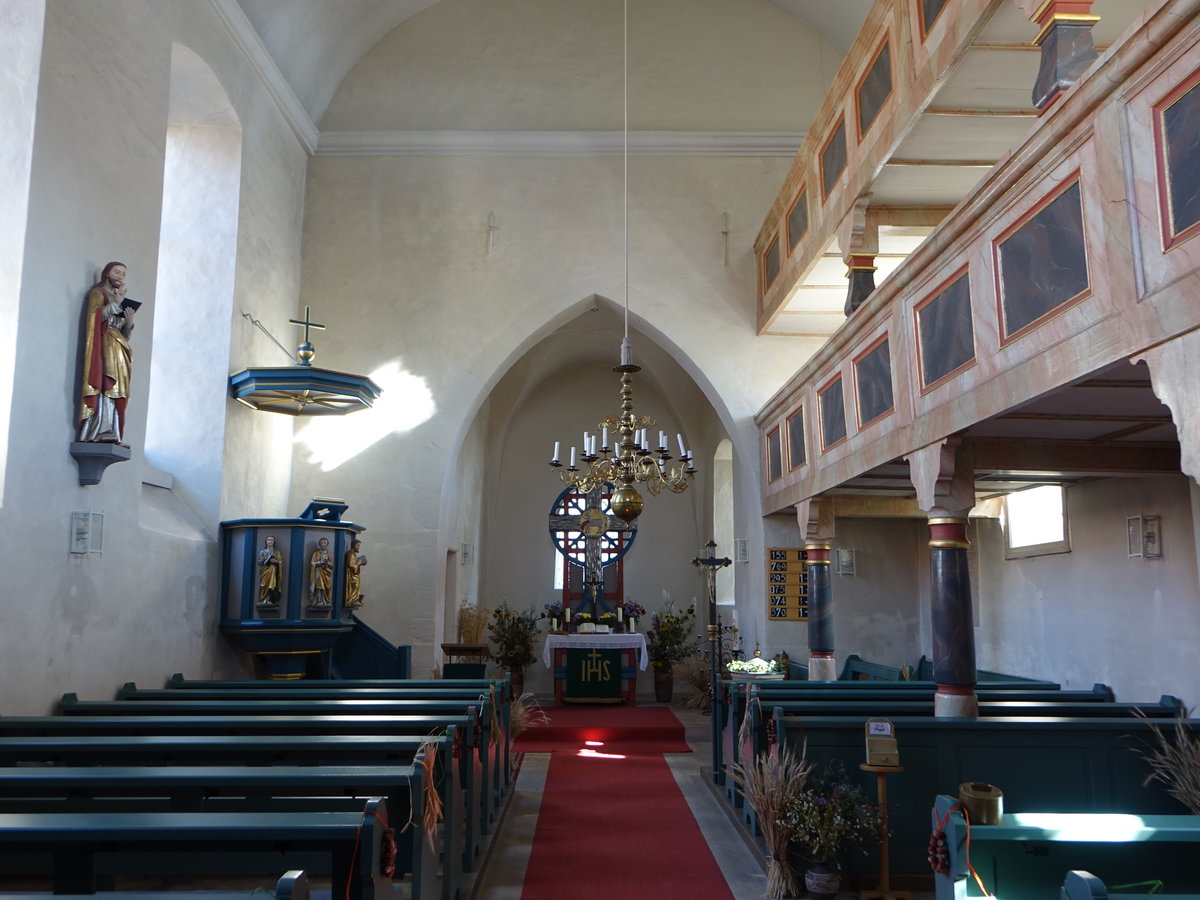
top-left (546, 0), bottom-right (696, 522)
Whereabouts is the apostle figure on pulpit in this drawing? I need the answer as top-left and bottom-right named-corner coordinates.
top-left (308, 537), bottom-right (333, 607)
top-left (256, 535), bottom-right (283, 608)
top-left (78, 261), bottom-right (140, 444)
top-left (344, 539), bottom-right (367, 609)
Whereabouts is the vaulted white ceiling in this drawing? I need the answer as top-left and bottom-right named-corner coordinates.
top-left (233, 0), bottom-right (873, 127)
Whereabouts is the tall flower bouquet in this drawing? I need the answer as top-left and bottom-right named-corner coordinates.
top-left (778, 761), bottom-right (881, 865)
top-left (487, 601), bottom-right (541, 671)
top-left (646, 594), bottom-right (698, 672)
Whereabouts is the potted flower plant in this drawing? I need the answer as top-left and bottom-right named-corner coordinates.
top-left (487, 601), bottom-right (541, 696)
top-left (597, 611), bottom-right (617, 633)
top-left (622, 600), bottom-right (646, 632)
top-left (778, 761), bottom-right (882, 899)
top-left (645, 594), bottom-right (697, 702)
top-left (573, 611), bottom-right (594, 633)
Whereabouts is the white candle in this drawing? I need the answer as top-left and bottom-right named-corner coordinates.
top-left (677, 433), bottom-right (686, 456)
top-left (584, 431), bottom-right (590, 450)
top-left (570, 447), bottom-right (576, 467)
top-left (658, 430), bottom-right (666, 449)
top-left (617, 606), bottom-right (623, 621)
top-left (590, 435), bottom-right (597, 456)
top-left (602, 426), bottom-right (608, 448)
top-left (553, 441), bottom-right (560, 463)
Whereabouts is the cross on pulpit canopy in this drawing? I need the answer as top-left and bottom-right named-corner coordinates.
top-left (548, 483), bottom-right (638, 589)
top-left (289, 306), bottom-right (326, 366)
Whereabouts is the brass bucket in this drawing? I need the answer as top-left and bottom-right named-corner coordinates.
top-left (958, 781), bottom-right (1003, 825)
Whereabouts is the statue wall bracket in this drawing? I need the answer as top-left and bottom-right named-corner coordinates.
top-left (70, 441), bottom-right (130, 486)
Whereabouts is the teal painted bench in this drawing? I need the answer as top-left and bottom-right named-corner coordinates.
top-left (0, 762), bottom-right (444, 900)
top-left (1062, 869), bottom-right (1197, 899)
top-left (0, 797), bottom-right (393, 899)
top-left (715, 680), bottom-right (1112, 790)
top-left (786, 655), bottom-right (1055, 684)
top-left (745, 704), bottom-right (1192, 876)
top-left (0, 869), bottom-right (311, 900)
top-left (57, 694), bottom-right (500, 839)
top-left (125, 681), bottom-right (513, 796)
top-left (933, 795), bottom-right (1200, 899)
top-left (0, 730), bottom-right (477, 878)
top-left (0, 710), bottom-right (488, 848)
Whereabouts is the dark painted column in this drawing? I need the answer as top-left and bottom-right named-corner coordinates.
top-left (929, 517), bottom-right (978, 717)
top-left (1028, 1), bottom-right (1099, 111)
top-left (805, 543), bottom-right (837, 681)
top-left (843, 253), bottom-right (877, 315)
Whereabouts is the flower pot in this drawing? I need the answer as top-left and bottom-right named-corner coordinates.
top-left (507, 667), bottom-right (525, 698)
top-left (803, 861), bottom-right (840, 899)
top-left (653, 669), bottom-right (673, 703)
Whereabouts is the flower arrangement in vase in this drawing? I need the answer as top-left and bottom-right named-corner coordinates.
top-left (645, 594), bottom-right (697, 672)
top-left (487, 601), bottom-right (542, 694)
top-left (573, 611), bottom-right (594, 633)
top-left (778, 761), bottom-right (882, 898)
top-left (622, 601), bottom-right (646, 632)
top-left (541, 600), bottom-right (565, 632)
top-left (726, 655), bottom-right (786, 682)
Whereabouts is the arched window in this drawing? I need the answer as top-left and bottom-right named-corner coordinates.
top-left (143, 45), bottom-right (242, 526)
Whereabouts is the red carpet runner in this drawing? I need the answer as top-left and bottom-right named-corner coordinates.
top-left (515, 707), bottom-right (735, 900)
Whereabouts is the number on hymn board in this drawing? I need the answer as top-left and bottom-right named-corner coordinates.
top-left (770, 595), bottom-right (787, 606)
top-left (769, 562), bottom-right (788, 572)
top-left (769, 607), bottom-right (790, 618)
top-left (769, 550), bottom-right (788, 561)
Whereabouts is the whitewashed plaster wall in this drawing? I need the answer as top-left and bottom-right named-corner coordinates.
top-left (1, 0), bottom-right (309, 713)
top-left (290, 151), bottom-right (815, 678)
top-left (317, 0), bottom-right (840, 133)
top-left (974, 475), bottom-right (1200, 707)
top-left (289, 0), bottom-right (839, 680)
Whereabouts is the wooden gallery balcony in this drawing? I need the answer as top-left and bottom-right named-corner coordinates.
top-left (754, 0), bottom-right (1198, 514)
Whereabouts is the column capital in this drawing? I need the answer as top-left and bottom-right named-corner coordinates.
top-left (905, 437), bottom-right (976, 518)
top-left (794, 497), bottom-right (835, 544)
top-left (1134, 333), bottom-right (1200, 486)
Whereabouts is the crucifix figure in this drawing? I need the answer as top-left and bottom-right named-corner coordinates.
top-left (289, 305), bottom-right (326, 366)
top-left (548, 483), bottom-right (638, 619)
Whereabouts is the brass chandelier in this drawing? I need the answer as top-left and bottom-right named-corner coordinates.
top-left (547, 0), bottom-right (695, 523)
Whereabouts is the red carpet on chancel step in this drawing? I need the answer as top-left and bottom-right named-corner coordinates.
top-left (515, 705), bottom-right (734, 900)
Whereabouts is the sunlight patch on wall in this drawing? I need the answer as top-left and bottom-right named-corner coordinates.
top-left (293, 360), bottom-right (435, 471)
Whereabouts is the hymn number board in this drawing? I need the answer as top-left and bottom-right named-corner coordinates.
top-left (767, 547), bottom-right (808, 622)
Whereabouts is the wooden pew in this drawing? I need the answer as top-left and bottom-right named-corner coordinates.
top-left (125, 681), bottom-right (513, 796)
top-left (57, 694), bottom-right (502, 837)
top-left (932, 794), bottom-right (1200, 899)
top-left (749, 705), bottom-right (1192, 878)
top-left (0, 869), bottom-right (311, 900)
top-left (0, 730), bottom-right (477, 881)
top-left (713, 679), bottom-right (1112, 794)
top-left (0, 797), bottom-right (394, 900)
top-left (1062, 869), bottom-right (1198, 900)
top-left (0, 711), bottom-right (489, 849)
top-left (0, 764), bottom-right (438, 900)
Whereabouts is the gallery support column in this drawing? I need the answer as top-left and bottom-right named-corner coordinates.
top-left (928, 516), bottom-right (977, 717)
top-left (906, 438), bottom-right (978, 717)
top-left (796, 498), bottom-right (837, 681)
top-left (805, 543), bottom-right (837, 680)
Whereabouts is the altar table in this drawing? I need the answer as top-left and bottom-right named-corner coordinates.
top-left (542, 634), bottom-right (648, 705)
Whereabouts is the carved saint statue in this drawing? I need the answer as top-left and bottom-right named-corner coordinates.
top-left (308, 537), bottom-right (333, 608)
top-left (78, 261), bottom-right (140, 444)
top-left (344, 539), bottom-right (367, 609)
top-left (257, 535), bottom-right (283, 608)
